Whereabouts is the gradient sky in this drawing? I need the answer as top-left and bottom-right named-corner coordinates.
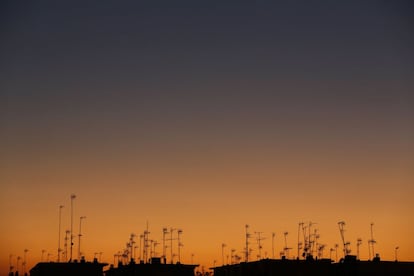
top-left (1, 1), bottom-right (414, 275)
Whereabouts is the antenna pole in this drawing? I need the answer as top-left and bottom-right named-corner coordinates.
top-left (144, 222), bottom-right (150, 263)
top-left (313, 229), bottom-right (319, 257)
top-left (78, 216), bottom-right (86, 260)
top-left (170, 227), bottom-right (176, 264)
top-left (132, 233), bottom-right (137, 261)
top-left (297, 222), bottom-right (303, 259)
top-left (369, 223), bottom-right (376, 260)
top-left (139, 234), bottom-right (143, 263)
top-left (255, 231), bottom-right (264, 260)
top-left (23, 249), bottom-right (28, 275)
top-left (58, 205), bottom-right (64, 262)
top-left (70, 194), bottom-right (76, 262)
top-left (334, 244), bottom-right (338, 262)
top-left (245, 225), bottom-right (249, 262)
top-left (221, 243), bottom-right (226, 265)
top-left (356, 238), bottom-right (362, 260)
top-left (177, 229), bottom-right (183, 263)
top-left (16, 256), bottom-right (21, 275)
top-left (162, 228), bottom-right (168, 264)
top-left (302, 224), bottom-right (308, 258)
top-left (338, 221), bottom-right (349, 257)
top-left (64, 230), bottom-right (70, 261)
top-left (9, 254), bottom-right (14, 273)
top-left (283, 232), bottom-right (290, 258)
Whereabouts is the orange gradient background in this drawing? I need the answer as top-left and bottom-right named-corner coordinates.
top-left (1, 1), bottom-right (414, 276)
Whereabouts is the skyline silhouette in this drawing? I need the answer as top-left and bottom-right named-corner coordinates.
top-left (4, 193), bottom-right (412, 275)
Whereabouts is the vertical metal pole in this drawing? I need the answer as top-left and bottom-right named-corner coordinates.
top-left (23, 249), bottom-right (28, 275)
top-left (297, 223), bottom-right (302, 259)
top-left (178, 229), bottom-right (183, 263)
top-left (170, 228), bottom-right (175, 264)
top-left (245, 225), bottom-right (249, 262)
top-left (78, 216), bottom-right (86, 260)
top-left (163, 228), bottom-right (168, 263)
top-left (356, 238), bottom-right (362, 260)
top-left (368, 240), bottom-right (371, 260)
top-left (255, 232), bottom-right (262, 260)
top-left (284, 232), bottom-right (288, 258)
top-left (129, 233), bottom-right (135, 261)
top-left (357, 241), bottom-right (359, 259)
top-left (70, 194), bottom-right (76, 262)
top-left (139, 234), bottom-right (143, 263)
top-left (370, 223), bottom-right (375, 259)
top-left (65, 230), bottom-right (70, 261)
top-left (144, 223), bottom-right (150, 263)
top-left (9, 254), bottom-right (13, 273)
top-left (335, 244), bottom-right (338, 262)
top-left (58, 205), bottom-right (63, 262)
top-left (16, 256), bottom-right (21, 275)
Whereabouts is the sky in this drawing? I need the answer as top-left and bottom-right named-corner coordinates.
top-left (1, 0), bottom-right (414, 275)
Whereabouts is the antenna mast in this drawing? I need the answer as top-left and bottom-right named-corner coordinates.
top-left (129, 233), bottom-right (136, 261)
top-left (70, 194), bottom-right (76, 262)
top-left (177, 229), bottom-right (183, 263)
top-left (302, 223), bottom-right (309, 258)
top-left (245, 225), bottom-right (250, 262)
top-left (221, 243), bottom-right (226, 265)
top-left (255, 231), bottom-right (265, 260)
top-left (57, 205), bottom-right (64, 262)
top-left (338, 221), bottom-right (350, 257)
top-left (144, 222), bottom-right (150, 263)
top-left (356, 238), bottom-right (362, 260)
top-left (139, 234), bottom-right (144, 263)
top-left (283, 232), bottom-right (291, 258)
top-left (162, 228), bottom-right (169, 264)
top-left (64, 230), bottom-right (70, 261)
top-left (368, 223), bottom-right (376, 260)
top-left (78, 216), bottom-right (86, 260)
top-left (297, 222), bottom-right (303, 259)
top-left (169, 227), bottom-right (176, 264)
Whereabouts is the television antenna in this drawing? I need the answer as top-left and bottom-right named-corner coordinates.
top-left (368, 223), bottom-right (376, 260)
top-left (283, 232), bottom-right (291, 258)
top-left (356, 238), bottom-right (362, 260)
top-left (255, 231), bottom-right (265, 260)
top-left (338, 221), bottom-right (351, 257)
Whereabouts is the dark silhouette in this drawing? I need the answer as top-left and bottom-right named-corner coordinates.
top-left (105, 257), bottom-right (198, 276)
top-left (212, 257), bottom-right (414, 276)
top-left (29, 261), bottom-right (107, 276)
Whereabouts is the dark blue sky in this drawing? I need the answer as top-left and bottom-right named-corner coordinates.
top-left (2, 1), bottom-right (413, 88)
top-left (2, 1), bottom-right (413, 150)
